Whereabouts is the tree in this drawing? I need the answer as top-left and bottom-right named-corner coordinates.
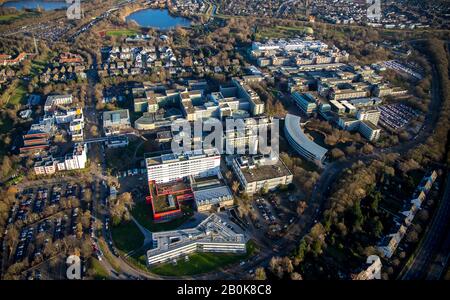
top-left (83, 188), bottom-right (93, 203)
top-left (90, 125), bottom-right (99, 137)
top-left (81, 211), bottom-right (91, 229)
top-left (110, 192), bottom-right (134, 226)
top-left (330, 148), bottom-right (345, 160)
top-left (80, 238), bottom-right (93, 258)
top-left (261, 182), bottom-right (269, 195)
top-left (406, 230), bottom-right (419, 243)
top-left (76, 222), bottom-right (84, 239)
top-left (362, 143), bottom-right (374, 154)
top-left (254, 267), bottom-right (267, 280)
top-left (296, 201), bottom-right (308, 216)
top-left (231, 181), bottom-right (240, 194)
top-left (269, 257), bottom-right (283, 279)
top-left (290, 272), bottom-right (303, 280)
top-left (1, 156), bottom-right (12, 180)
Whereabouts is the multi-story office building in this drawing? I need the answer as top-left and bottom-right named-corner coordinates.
top-left (292, 92), bottom-right (317, 115)
top-left (147, 214), bottom-right (246, 265)
top-left (102, 109), bottom-right (131, 136)
top-left (359, 120), bottom-right (381, 141)
top-left (33, 143), bottom-right (88, 175)
top-left (44, 94), bottom-right (73, 112)
top-left (223, 116), bottom-right (272, 154)
top-left (357, 109), bottom-right (381, 125)
top-left (231, 155), bottom-right (293, 195)
top-left (329, 100), bottom-right (346, 114)
top-left (64, 143), bottom-right (88, 170)
top-left (191, 175), bottom-right (234, 212)
top-left (338, 117), bottom-right (361, 131)
top-left (146, 149), bottom-right (221, 184)
top-left (284, 114), bottom-right (328, 164)
top-left (232, 78), bottom-right (265, 116)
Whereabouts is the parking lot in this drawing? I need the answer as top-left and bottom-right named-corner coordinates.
top-left (248, 194), bottom-right (297, 241)
top-left (378, 103), bottom-right (419, 131)
top-left (3, 181), bottom-right (96, 279)
top-left (382, 60), bottom-right (423, 81)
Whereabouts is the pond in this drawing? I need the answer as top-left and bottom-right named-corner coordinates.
top-left (2, 0), bottom-right (67, 11)
top-left (125, 8), bottom-right (191, 30)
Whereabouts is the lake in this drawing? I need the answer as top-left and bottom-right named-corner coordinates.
top-left (2, 0), bottom-right (67, 11)
top-left (126, 8), bottom-right (191, 30)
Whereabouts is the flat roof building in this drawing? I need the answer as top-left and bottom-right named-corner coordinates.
top-left (147, 214), bottom-right (246, 265)
top-left (102, 109), bottom-right (131, 136)
top-left (146, 149), bottom-right (221, 184)
top-left (292, 92), bottom-right (317, 115)
top-left (191, 175), bottom-right (234, 212)
top-left (44, 94), bottom-right (73, 112)
top-left (231, 155), bottom-right (293, 195)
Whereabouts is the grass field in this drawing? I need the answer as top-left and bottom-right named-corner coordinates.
top-left (0, 14), bottom-right (21, 22)
top-left (0, 11), bottom-right (39, 23)
top-left (98, 238), bottom-right (122, 273)
top-left (255, 25), bottom-right (313, 40)
top-left (90, 258), bottom-right (109, 280)
top-left (9, 83), bottom-right (27, 107)
top-left (131, 200), bottom-right (191, 232)
top-left (110, 220), bottom-right (144, 253)
top-left (150, 240), bottom-right (259, 277)
top-left (106, 29), bottom-right (140, 37)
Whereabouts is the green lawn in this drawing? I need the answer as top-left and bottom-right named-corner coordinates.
top-left (127, 250), bottom-right (150, 273)
top-left (0, 14), bottom-right (22, 22)
top-left (0, 11), bottom-right (39, 22)
top-left (90, 258), bottom-right (109, 280)
top-left (98, 238), bottom-right (121, 273)
top-left (106, 29), bottom-right (140, 36)
top-left (110, 220), bottom-right (144, 253)
top-left (131, 201), bottom-right (191, 232)
top-left (9, 83), bottom-right (27, 106)
top-left (255, 25), bottom-right (313, 40)
top-left (150, 241), bottom-right (259, 277)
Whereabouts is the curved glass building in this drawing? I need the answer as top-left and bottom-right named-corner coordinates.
top-left (284, 114), bottom-right (328, 164)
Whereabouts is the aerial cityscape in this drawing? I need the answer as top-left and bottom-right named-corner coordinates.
top-left (0, 0), bottom-right (449, 284)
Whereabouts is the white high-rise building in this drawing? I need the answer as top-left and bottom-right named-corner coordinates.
top-left (64, 143), bottom-right (87, 170)
top-left (146, 149), bottom-right (221, 184)
top-left (356, 109), bottom-right (381, 125)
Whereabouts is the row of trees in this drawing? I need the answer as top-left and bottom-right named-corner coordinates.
top-left (406, 39), bottom-right (450, 166)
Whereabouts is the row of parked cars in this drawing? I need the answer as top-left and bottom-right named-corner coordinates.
top-left (379, 103), bottom-right (418, 131)
top-left (255, 198), bottom-right (277, 224)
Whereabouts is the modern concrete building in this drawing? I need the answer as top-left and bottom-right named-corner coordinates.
top-left (231, 155), bottom-right (293, 195)
top-left (146, 149), bottom-right (221, 184)
top-left (337, 109), bottom-right (382, 141)
top-left (147, 214), bottom-right (246, 265)
top-left (231, 78), bottom-right (265, 116)
top-left (357, 109), bottom-right (381, 125)
top-left (191, 175), bottom-right (234, 212)
top-left (102, 109), bottom-right (131, 136)
top-left (44, 94), bottom-right (73, 112)
top-left (284, 114), bottom-right (328, 164)
top-left (359, 120), bottom-right (381, 141)
top-left (34, 143), bottom-right (88, 175)
top-left (292, 92), bottom-right (317, 115)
